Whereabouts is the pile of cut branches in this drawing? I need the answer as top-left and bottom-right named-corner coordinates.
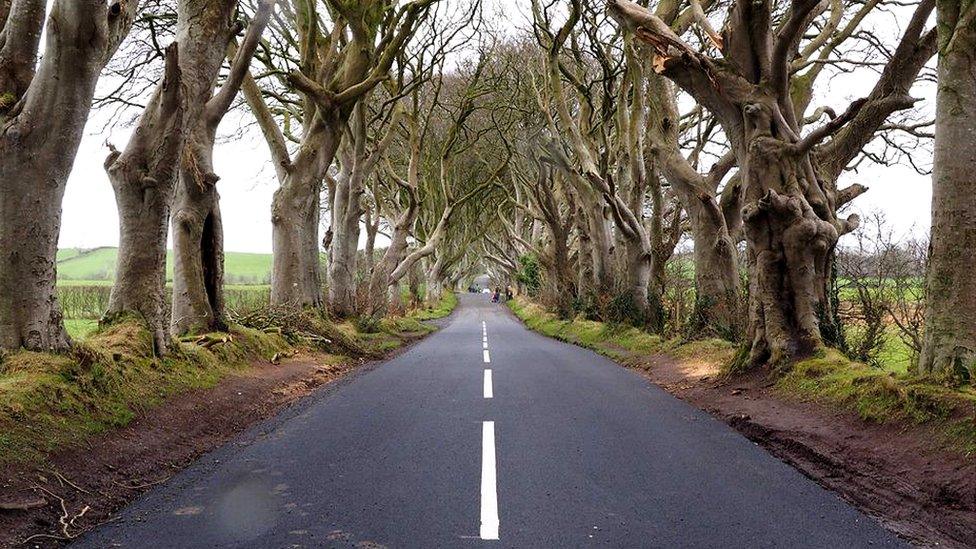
top-left (229, 306), bottom-right (369, 357)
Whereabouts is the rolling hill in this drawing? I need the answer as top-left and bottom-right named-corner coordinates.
top-left (57, 247), bottom-right (273, 285)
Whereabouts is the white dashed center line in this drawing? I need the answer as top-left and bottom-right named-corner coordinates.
top-left (483, 369), bottom-right (493, 398)
top-left (480, 421), bottom-right (499, 540)
top-left (483, 349), bottom-right (491, 363)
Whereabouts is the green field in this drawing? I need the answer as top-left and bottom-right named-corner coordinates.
top-left (57, 247), bottom-right (273, 285)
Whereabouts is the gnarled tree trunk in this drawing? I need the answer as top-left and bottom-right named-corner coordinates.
top-left (171, 0), bottom-right (274, 336)
top-left (610, 0), bottom-right (934, 367)
top-left (172, 180), bottom-right (225, 335)
top-left (105, 45), bottom-right (184, 352)
top-left (0, 0), bottom-right (134, 352)
top-left (425, 254), bottom-right (447, 306)
top-left (918, 0), bottom-right (976, 377)
top-left (327, 158), bottom-right (363, 316)
top-left (109, 0), bottom-right (246, 349)
top-left (367, 185), bottom-right (418, 317)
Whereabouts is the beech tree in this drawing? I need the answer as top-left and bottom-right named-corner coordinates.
top-left (105, 0), bottom-right (275, 350)
top-left (326, 99), bottom-right (401, 316)
top-left (609, 0), bottom-right (936, 366)
top-left (367, 52), bottom-right (508, 313)
top-left (243, 0), bottom-right (439, 309)
top-left (918, 0), bottom-right (976, 378)
top-left (0, 0), bottom-right (136, 352)
top-left (169, 1), bottom-right (275, 336)
top-left (533, 1), bottom-right (689, 329)
top-left (504, 163), bottom-right (578, 318)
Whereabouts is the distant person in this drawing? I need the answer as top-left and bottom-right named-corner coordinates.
top-left (491, 287), bottom-right (500, 303)
top-left (505, 286), bottom-right (513, 301)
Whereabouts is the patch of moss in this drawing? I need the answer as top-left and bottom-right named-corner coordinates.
top-left (510, 297), bottom-right (712, 367)
top-left (778, 349), bottom-right (976, 452)
top-left (0, 320), bottom-right (290, 465)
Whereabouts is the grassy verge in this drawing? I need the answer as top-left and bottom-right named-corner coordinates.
top-left (507, 297), bottom-right (734, 369)
top-left (65, 319), bottom-right (99, 340)
top-left (779, 350), bottom-right (976, 455)
top-left (337, 292), bottom-right (458, 352)
top-left (410, 291), bottom-right (458, 321)
top-left (509, 296), bottom-right (976, 456)
top-left (339, 316), bottom-right (436, 354)
top-left (0, 306), bottom-right (439, 466)
top-left (0, 321), bottom-right (289, 465)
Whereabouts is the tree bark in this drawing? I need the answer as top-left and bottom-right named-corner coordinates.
top-left (918, 1), bottom-right (976, 377)
top-left (367, 184), bottom-right (418, 317)
top-left (326, 153), bottom-right (363, 317)
top-left (269, 120), bottom-right (339, 308)
top-left (172, 184), bottom-right (225, 335)
top-left (105, 45), bottom-right (184, 352)
top-left (171, 0), bottom-right (274, 336)
top-left (0, 0), bottom-right (134, 352)
top-left (327, 101), bottom-right (397, 317)
top-left (685, 196), bottom-right (741, 335)
top-left (425, 255), bottom-right (447, 306)
top-left (108, 0), bottom-right (242, 348)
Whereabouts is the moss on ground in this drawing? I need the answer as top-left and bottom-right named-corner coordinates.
top-left (0, 320), bottom-right (291, 464)
top-left (778, 349), bottom-right (976, 454)
top-left (507, 297), bottom-right (734, 367)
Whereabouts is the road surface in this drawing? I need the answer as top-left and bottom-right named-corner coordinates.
top-left (75, 294), bottom-right (905, 548)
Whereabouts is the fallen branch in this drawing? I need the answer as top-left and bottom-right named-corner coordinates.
top-left (0, 498), bottom-right (47, 512)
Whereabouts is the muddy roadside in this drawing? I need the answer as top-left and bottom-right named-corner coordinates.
top-left (635, 352), bottom-right (976, 549)
top-left (0, 331), bottom-right (431, 548)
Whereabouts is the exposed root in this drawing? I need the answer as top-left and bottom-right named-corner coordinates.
top-left (179, 333), bottom-right (233, 349)
top-left (50, 471), bottom-right (90, 495)
top-left (22, 485), bottom-right (90, 543)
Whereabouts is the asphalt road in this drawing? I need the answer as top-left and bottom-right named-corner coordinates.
top-left (75, 294), bottom-right (906, 548)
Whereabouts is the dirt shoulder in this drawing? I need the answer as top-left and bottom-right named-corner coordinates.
top-left (0, 338), bottom-right (427, 548)
top-left (635, 352), bottom-right (976, 548)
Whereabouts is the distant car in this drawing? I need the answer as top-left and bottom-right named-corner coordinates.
top-left (481, 288), bottom-right (491, 294)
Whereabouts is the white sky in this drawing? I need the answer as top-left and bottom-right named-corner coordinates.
top-left (56, 0), bottom-right (933, 254)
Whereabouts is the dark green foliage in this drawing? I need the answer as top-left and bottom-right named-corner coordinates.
top-left (516, 254), bottom-right (542, 296)
top-left (354, 315), bottom-right (383, 334)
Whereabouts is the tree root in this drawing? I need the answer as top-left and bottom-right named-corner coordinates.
top-left (21, 485), bottom-right (90, 543)
top-left (179, 333), bottom-right (233, 349)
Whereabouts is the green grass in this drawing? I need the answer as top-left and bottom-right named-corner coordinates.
top-left (56, 248), bottom-right (84, 262)
top-left (0, 320), bottom-right (291, 464)
top-left (507, 297), bottom-right (733, 366)
top-left (410, 291), bottom-right (459, 321)
top-left (65, 319), bottom-right (99, 340)
top-left (842, 324), bottom-right (916, 374)
top-left (57, 247), bottom-right (274, 285)
top-left (778, 349), bottom-right (976, 455)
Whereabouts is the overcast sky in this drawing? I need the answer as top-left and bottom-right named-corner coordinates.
top-left (56, 0), bottom-right (933, 254)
